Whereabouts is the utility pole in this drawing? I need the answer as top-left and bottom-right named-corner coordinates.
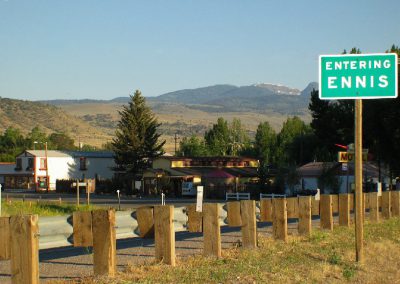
top-left (174, 133), bottom-right (180, 156)
top-left (45, 141), bottom-right (49, 193)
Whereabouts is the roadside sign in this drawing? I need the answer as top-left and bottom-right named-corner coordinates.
top-left (338, 151), bottom-right (368, 162)
top-left (196, 186), bottom-right (204, 212)
top-left (319, 53), bottom-right (398, 99)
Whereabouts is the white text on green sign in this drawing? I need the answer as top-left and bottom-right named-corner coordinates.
top-left (319, 53), bottom-right (398, 99)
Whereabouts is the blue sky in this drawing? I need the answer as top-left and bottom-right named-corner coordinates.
top-left (0, 0), bottom-right (399, 100)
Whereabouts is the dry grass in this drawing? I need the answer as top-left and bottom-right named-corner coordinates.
top-left (54, 217), bottom-right (400, 284)
top-left (58, 101), bottom-right (311, 152)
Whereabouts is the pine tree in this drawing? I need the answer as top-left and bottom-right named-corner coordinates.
top-left (112, 90), bottom-right (165, 189)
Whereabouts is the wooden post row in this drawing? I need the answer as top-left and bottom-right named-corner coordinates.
top-left (320, 195), bottom-right (333, 231)
top-left (311, 198), bottom-right (320, 216)
top-left (0, 217), bottom-right (11, 260)
top-left (203, 203), bottom-right (221, 257)
top-left (92, 209), bottom-right (116, 276)
top-left (10, 215), bottom-right (39, 284)
top-left (298, 196), bottom-right (312, 236)
top-left (240, 200), bottom-right (257, 249)
top-left (286, 197), bottom-right (298, 218)
top-left (73, 211), bottom-right (93, 247)
top-left (392, 191), bottom-right (400, 217)
top-left (339, 194), bottom-right (351, 227)
top-left (382, 191), bottom-right (391, 219)
top-left (227, 201), bottom-right (242, 226)
top-left (154, 205), bottom-right (175, 266)
top-left (136, 206), bottom-right (155, 238)
top-left (331, 195), bottom-right (339, 214)
top-left (368, 192), bottom-right (379, 222)
top-left (186, 204), bottom-right (203, 233)
top-left (260, 199), bottom-right (273, 222)
top-left (272, 198), bottom-right (287, 242)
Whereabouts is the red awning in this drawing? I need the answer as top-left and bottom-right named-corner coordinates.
top-left (205, 169), bottom-right (235, 178)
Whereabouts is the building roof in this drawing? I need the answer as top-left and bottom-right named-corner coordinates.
top-left (23, 150), bottom-right (72, 158)
top-left (155, 156), bottom-right (257, 161)
top-left (21, 150), bottom-right (114, 158)
top-left (298, 161), bottom-right (386, 178)
top-left (152, 166), bottom-right (258, 179)
top-left (68, 151), bottom-right (114, 158)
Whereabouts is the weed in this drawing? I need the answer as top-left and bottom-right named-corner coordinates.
top-left (328, 251), bottom-right (341, 265)
top-left (342, 264), bottom-right (356, 279)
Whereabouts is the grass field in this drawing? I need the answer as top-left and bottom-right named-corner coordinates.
top-left (1, 200), bottom-right (96, 216)
top-left (59, 101), bottom-right (311, 153)
top-left (61, 217), bottom-right (400, 284)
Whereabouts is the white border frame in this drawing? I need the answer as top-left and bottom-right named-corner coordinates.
top-left (319, 53), bottom-right (398, 100)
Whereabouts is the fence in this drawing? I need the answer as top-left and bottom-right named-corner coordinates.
top-left (0, 191), bottom-right (399, 283)
top-left (225, 192), bottom-right (250, 201)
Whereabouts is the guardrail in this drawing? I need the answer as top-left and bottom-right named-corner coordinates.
top-left (226, 192), bottom-right (250, 201)
top-left (36, 206), bottom-right (190, 250)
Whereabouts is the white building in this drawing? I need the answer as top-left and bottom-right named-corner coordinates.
top-left (1, 150), bottom-right (115, 191)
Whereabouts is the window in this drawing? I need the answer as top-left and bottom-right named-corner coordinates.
top-left (40, 158), bottom-right (47, 170)
top-left (27, 158), bottom-right (34, 170)
top-left (15, 158), bottom-right (22, 171)
top-left (80, 157), bottom-right (87, 171)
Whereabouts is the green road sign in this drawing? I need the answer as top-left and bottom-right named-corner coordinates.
top-left (319, 53), bottom-right (398, 100)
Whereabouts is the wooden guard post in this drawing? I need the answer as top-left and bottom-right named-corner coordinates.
top-left (382, 191), bottom-right (391, 219)
top-left (92, 209), bottom-right (116, 276)
top-left (368, 192), bottom-right (379, 222)
top-left (73, 211), bottom-right (93, 247)
top-left (272, 198), bottom-right (287, 242)
top-left (10, 215), bottom-right (39, 284)
top-left (320, 194), bottom-right (333, 231)
top-left (154, 205), bottom-right (176, 266)
top-left (187, 204), bottom-right (203, 233)
top-left (227, 201), bottom-right (242, 226)
top-left (287, 197), bottom-right (298, 218)
top-left (332, 195), bottom-right (339, 214)
top-left (311, 198), bottom-right (320, 216)
top-left (136, 206), bottom-right (155, 238)
top-left (240, 200), bottom-right (257, 248)
top-left (260, 199), bottom-right (273, 222)
top-left (339, 194), bottom-right (351, 227)
top-left (298, 196), bottom-right (312, 236)
top-left (392, 191), bottom-right (400, 217)
top-left (203, 203), bottom-right (221, 257)
top-left (0, 217), bottom-right (11, 260)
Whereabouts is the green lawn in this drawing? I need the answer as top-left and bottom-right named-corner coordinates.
top-left (1, 200), bottom-right (96, 216)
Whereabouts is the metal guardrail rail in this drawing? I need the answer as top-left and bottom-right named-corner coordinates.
top-left (36, 202), bottom-right (267, 250)
top-left (37, 204), bottom-right (223, 250)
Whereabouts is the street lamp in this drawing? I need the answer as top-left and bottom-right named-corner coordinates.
top-left (34, 141), bottom-right (49, 193)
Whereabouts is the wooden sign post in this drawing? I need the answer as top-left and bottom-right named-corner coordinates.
top-left (319, 53), bottom-right (398, 263)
